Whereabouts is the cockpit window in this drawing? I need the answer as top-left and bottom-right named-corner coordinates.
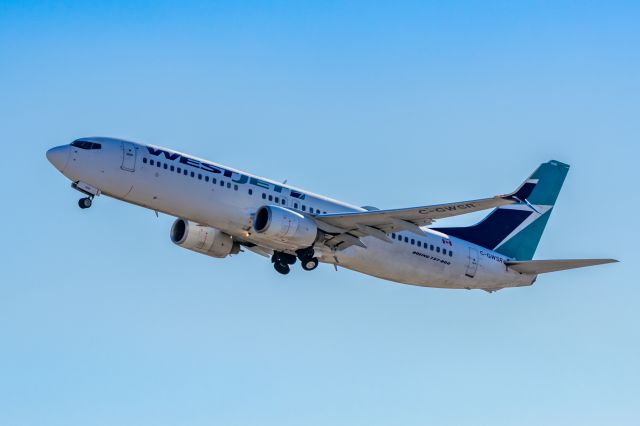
top-left (71, 140), bottom-right (102, 150)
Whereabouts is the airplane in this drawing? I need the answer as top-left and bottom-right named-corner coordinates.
top-left (46, 137), bottom-right (617, 292)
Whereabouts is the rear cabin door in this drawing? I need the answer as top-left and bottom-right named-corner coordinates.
top-left (121, 142), bottom-right (137, 172)
top-left (465, 247), bottom-right (479, 278)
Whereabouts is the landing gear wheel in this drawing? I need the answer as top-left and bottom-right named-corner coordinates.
top-left (274, 262), bottom-right (291, 275)
top-left (300, 257), bottom-right (318, 271)
top-left (78, 197), bottom-right (92, 209)
top-left (272, 252), bottom-right (297, 265)
top-left (301, 257), bottom-right (319, 271)
top-left (296, 247), bottom-right (315, 262)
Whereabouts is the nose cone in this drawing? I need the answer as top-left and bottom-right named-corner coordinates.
top-left (46, 145), bottom-right (70, 173)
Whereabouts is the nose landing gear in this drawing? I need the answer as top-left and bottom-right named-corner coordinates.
top-left (72, 181), bottom-right (100, 210)
top-left (78, 197), bottom-right (93, 209)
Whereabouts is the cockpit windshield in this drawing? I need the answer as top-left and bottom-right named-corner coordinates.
top-left (71, 140), bottom-right (102, 150)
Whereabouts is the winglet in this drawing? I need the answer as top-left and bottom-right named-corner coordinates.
top-left (503, 178), bottom-right (538, 203)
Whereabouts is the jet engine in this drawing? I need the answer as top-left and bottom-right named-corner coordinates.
top-left (170, 219), bottom-right (240, 258)
top-left (253, 205), bottom-right (318, 248)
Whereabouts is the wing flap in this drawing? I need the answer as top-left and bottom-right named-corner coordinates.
top-left (505, 259), bottom-right (618, 274)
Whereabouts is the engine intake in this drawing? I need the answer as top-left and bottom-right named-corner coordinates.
top-left (253, 205), bottom-right (318, 248)
top-left (170, 219), bottom-right (240, 259)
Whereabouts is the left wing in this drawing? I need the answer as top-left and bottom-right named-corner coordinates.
top-left (314, 178), bottom-right (537, 250)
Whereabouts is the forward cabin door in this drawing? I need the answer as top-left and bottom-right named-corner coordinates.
top-left (121, 142), bottom-right (137, 172)
top-left (465, 247), bottom-right (479, 278)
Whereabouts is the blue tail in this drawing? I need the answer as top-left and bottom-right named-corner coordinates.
top-left (434, 160), bottom-right (570, 260)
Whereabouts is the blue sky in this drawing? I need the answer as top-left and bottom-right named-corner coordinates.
top-left (1, 1), bottom-right (639, 425)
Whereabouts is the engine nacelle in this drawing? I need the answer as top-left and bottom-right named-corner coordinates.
top-left (170, 219), bottom-right (240, 258)
top-left (253, 205), bottom-right (318, 248)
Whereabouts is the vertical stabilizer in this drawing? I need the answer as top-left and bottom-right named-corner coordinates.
top-left (434, 160), bottom-right (570, 260)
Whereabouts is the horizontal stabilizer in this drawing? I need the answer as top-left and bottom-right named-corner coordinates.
top-left (505, 259), bottom-right (618, 274)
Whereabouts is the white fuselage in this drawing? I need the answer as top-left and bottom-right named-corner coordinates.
top-left (48, 138), bottom-right (536, 291)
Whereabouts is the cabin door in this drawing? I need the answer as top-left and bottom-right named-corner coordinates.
top-left (121, 142), bottom-right (137, 172)
top-left (465, 248), bottom-right (479, 278)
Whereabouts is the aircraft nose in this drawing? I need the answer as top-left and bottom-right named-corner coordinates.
top-left (46, 145), bottom-right (70, 173)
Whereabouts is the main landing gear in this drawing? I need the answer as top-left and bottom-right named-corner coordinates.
top-left (272, 252), bottom-right (296, 275)
top-left (301, 258), bottom-right (319, 271)
top-left (271, 248), bottom-right (320, 275)
top-left (296, 247), bottom-right (319, 271)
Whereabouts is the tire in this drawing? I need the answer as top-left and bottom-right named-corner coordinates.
top-left (296, 247), bottom-right (315, 262)
top-left (78, 198), bottom-right (92, 209)
top-left (273, 252), bottom-right (296, 265)
top-left (282, 253), bottom-right (297, 265)
top-left (274, 262), bottom-right (290, 275)
top-left (301, 258), bottom-right (319, 271)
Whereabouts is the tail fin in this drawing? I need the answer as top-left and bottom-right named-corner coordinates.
top-left (434, 160), bottom-right (570, 260)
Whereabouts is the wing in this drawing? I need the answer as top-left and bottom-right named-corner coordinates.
top-left (314, 178), bottom-right (538, 250)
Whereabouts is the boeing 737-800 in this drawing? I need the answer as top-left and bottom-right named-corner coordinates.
top-left (46, 137), bottom-right (616, 291)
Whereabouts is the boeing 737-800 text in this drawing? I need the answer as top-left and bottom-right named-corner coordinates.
top-left (46, 137), bottom-right (616, 291)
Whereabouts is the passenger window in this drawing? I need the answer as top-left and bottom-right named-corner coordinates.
top-left (294, 203), bottom-right (298, 209)
top-left (309, 208), bottom-right (314, 214)
top-left (177, 167), bottom-right (181, 173)
top-left (183, 170), bottom-right (187, 176)
top-left (249, 189), bottom-right (253, 195)
top-left (430, 245), bottom-right (434, 251)
top-left (157, 162), bottom-right (161, 168)
top-left (436, 247), bottom-right (440, 253)
top-left (302, 205), bottom-right (306, 211)
top-left (143, 158), bottom-right (147, 164)
top-left (205, 176), bottom-right (209, 182)
top-left (449, 250), bottom-right (453, 257)
top-left (190, 171), bottom-right (195, 177)
top-left (227, 183), bottom-right (231, 189)
top-left (404, 237), bottom-right (409, 243)
top-left (268, 195), bottom-right (273, 201)
top-left (150, 159), bottom-right (155, 166)
top-left (198, 174), bottom-right (202, 180)
top-left (234, 185), bottom-right (238, 191)
top-left (220, 180), bottom-right (224, 187)
top-left (281, 199), bottom-right (285, 205)
top-left (417, 241), bottom-right (421, 247)
top-left (391, 233), bottom-right (396, 239)
top-left (262, 193), bottom-right (266, 199)
top-left (275, 197), bottom-right (280, 203)
top-left (411, 239), bottom-right (415, 245)
top-left (170, 165), bottom-right (174, 171)
top-left (212, 178), bottom-right (217, 184)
